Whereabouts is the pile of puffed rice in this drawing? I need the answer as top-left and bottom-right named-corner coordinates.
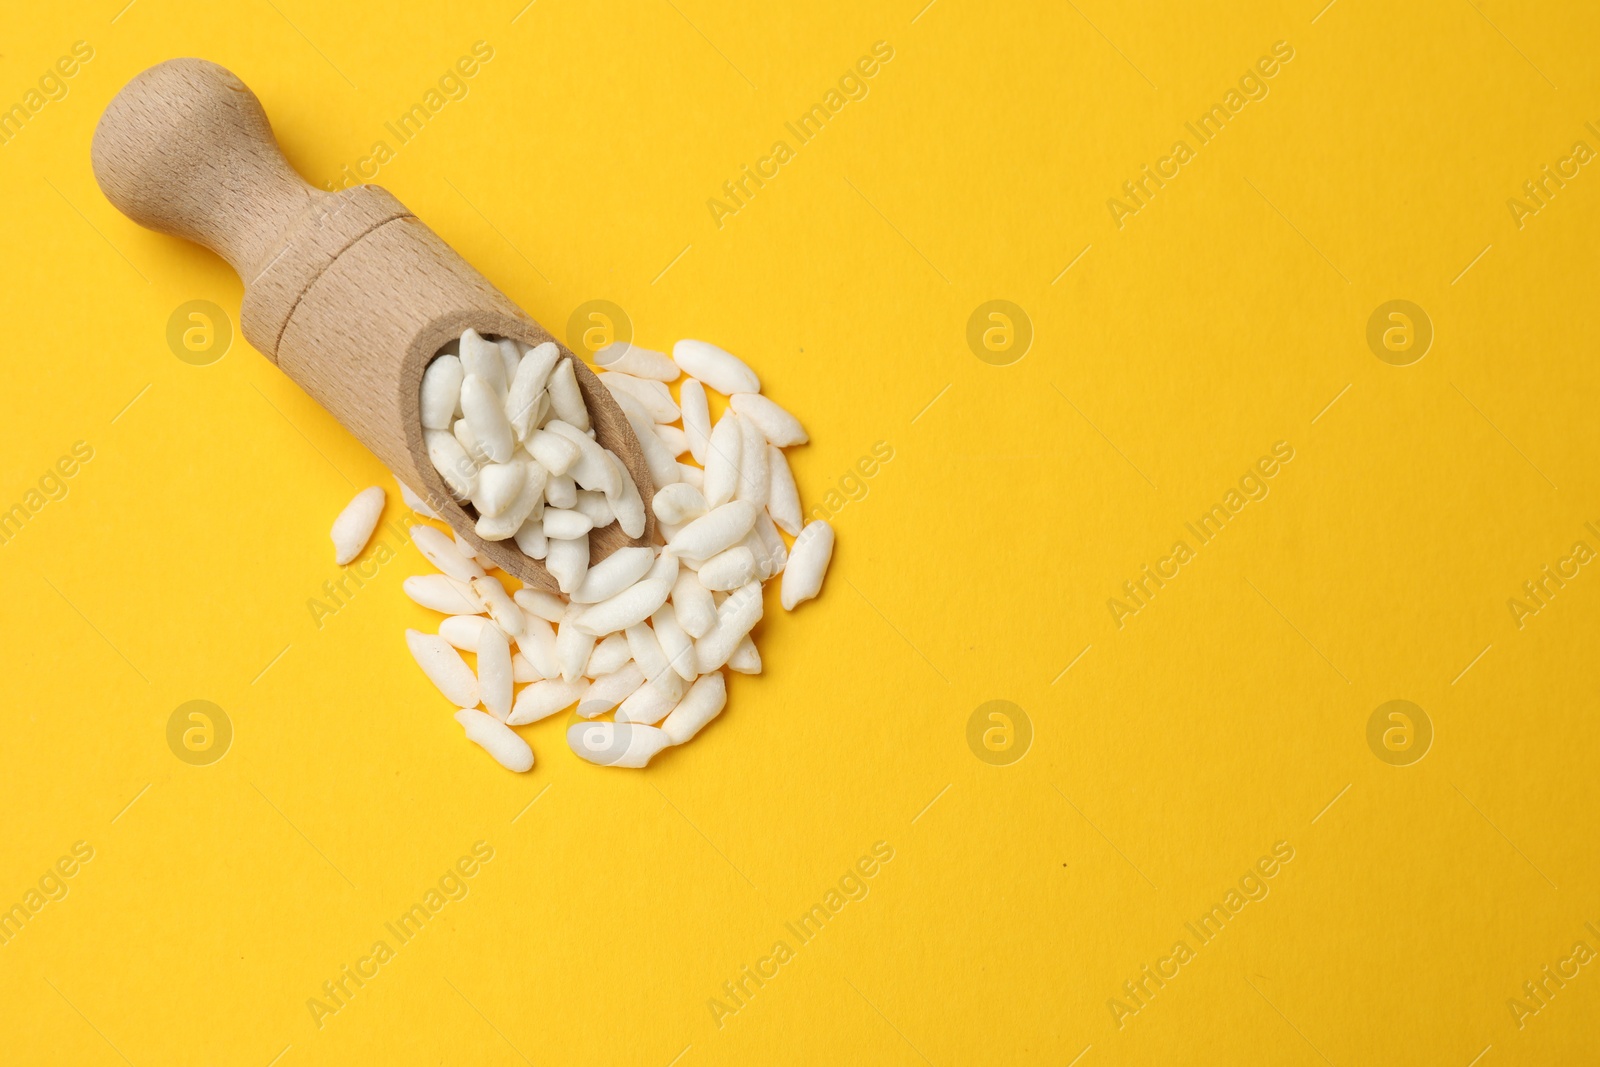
top-left (328, 334), bottom-right (833, 770)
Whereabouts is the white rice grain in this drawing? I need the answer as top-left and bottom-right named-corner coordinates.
top-left (454, 416), bottom-right (490, 463)
top-left (661, 672), bottom-right (727, 745)
top-left (404, 574), bottom-right (484, 614)
top-left (454, 709), bottom-right (533, 772)
top-left (670, 569), bottom-right (716, 639)
top-left (606, 453), bottom-right (648, 538)
top-left (655, 424), bottom-right (689, 458)
top-left (667, 500), bottom-right (757, 562)
top-left (572, 491), bottom-right (614, 529)
top-left (601, 372), bottom-right (680, 423)
top-left (703, 411), bottom-right (742, 508)
top-left (546, 357), bottom-right (590, 431)
top-left (571, 546), bottom-right (655, 604)
top-left (698, 545), bottom-right (756, 591)
top-left (474, 463), bottom-right (545, 540)
top-left (544, 471), bottom-right (578, 509)
top-left (676, 463), bottom-right (705, 490)
top-left (680, 378), bottom-right (712, 464)
top-left (555, 604), bottom-right (596, 682)
top-left (672, 339), bottom-right (760, 395)
top-left (547, 420), bottom-right (621, 498)
top-left (652, 603), bottom-right (697, 681)
top-left (625, 622), bottom-right (671, 685)
top-left (585, 631), bottom-right (633, 676)
top-left (420, 355), bottom-right (464, 430)
top-left (567, 721), bottom-right (671, 768)
top-left (545, 534), bottom-right (589, 594)
top-left (407, 629), bottom-right (479, 707)
top-left (730, 392), bottom-right (808, 446)
top-left (513, 519), bottom-right (548, 560)
top-left (516, 613), bottom-right (560, 678)
top-left (595, 342), bottom-right (680, 381)
top-left (331, 486), bottom-right (385, 565)
top-left (425, 429), bottom-right (477, 501)
top-left (505, 341), bottom-right (559, 440)
top-left (439, 614), bottom-right (496, 652)
top-left (497, 338), bottom-right (520, 385)
top-left (576, 663), bottom-right (646, 718)
top-left (735, 414), bottom-right (769, 508)
top-left (511, 652), bottom-right (543, 682)
top-left (476, 623), bottom-right (513, 720)
top-left (459, 328), bottom-right (507, 394)
top-left (614, 671), bottom-right (687, 725)
top-left (413, 525), bottom-right (484, 580)
top-left (508, 678), bottom-right (585, 725)
top-left (513, 587), bottom-right (567, 622)
top-left (727, 635), bottom-right (762, 675)
top-left (575, 578), bottom-right (672, 636)
top-left (469, 575), bottom-right (525, 637)
top-left (765, 446), bottom-right (801, 535)
top-left (543, 508), bottom-right (594, 540)
top-left (781, 520), bottom-right (834, 610)
top-left (747, 511), bottom-right (788, 581)
top-left (624, 407), bottom-right (681, 491)
top-left (694, 582), bottom-right (764, 672)
top-left (652, 483), bottom-right (707, 526)
top-left (524, 428), bottom-right (579, 476)
top-left (460, 374), bottom-right (515, 462)
top-left (473, 458), bottom-right (528, 518)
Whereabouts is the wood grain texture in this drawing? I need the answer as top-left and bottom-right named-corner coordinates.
top-left (91, 58), bottom-right (654, 590)
top-left (240, 185), bottom-right (411, 358)
top-left (282, 217), bottom-right (655, 589)
top-left (91, 58), bottom-right (319, 282)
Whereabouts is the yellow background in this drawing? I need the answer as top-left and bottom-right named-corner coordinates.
top-left (3, 0), bottom-right (1598, 1063)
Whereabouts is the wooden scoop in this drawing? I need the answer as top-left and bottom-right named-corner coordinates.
top-left (90, 58), bottom-right (654, 591)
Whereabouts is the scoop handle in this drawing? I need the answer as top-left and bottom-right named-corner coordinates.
top-left (91, 58), bottom-right (322, 283)
top-left (89, 58), bottom-right (658, 587)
